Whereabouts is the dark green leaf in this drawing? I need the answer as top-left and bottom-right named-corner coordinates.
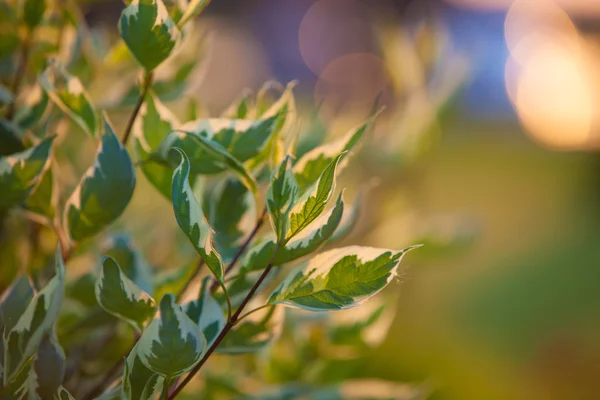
top-left (0, 118), bottom-right (24, 156)
top-left (0, 275), bottom-right (35, 335)
top-left (184, 277), bottom-right (225, 346)
top-left (33, 331), bottom-right (65, 399)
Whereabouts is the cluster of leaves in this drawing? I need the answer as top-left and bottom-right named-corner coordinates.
top-left (0, 0), bottom-right (427, 399)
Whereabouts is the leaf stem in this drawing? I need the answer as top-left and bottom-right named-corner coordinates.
top-left (168, 246), bottom-right (281, 399)
top-left (234, 304), bottom-right (272, 325)
top-left (121, 70), bottom-right (153, 146)
top-left (5, 28), bottom-right (32, 120)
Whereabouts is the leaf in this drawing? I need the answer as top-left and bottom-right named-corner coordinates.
top-left (204, 177), bottom-right (255, 261)
top-left (0, 275), bottom-right (35, 335)
top-left (329, 189), bottom-right (365, 243)
top-left (119, 0), bottom-right (181, 71)
top-left (4, 247), bottom-right (65, 385)
top-left (64, 116), bottom-right (136, 241)
top-left (177, 0), bottom-right (210, 27)
top-left (39, 63), bottom-right (97, 137)
top-left (287, 153), bottom-right (343, 240)
top-left (133, 92), bottom-right (179, 199)
top-left (185, 277), bottom-right (226, 346)
top-left (242, 193), bottom-right (344, 273)
top-left (0, 135), bottom-right (54, 210)
top-left (22, 0), bottom-right (46, 29)
top-left (25, 157), bottom-right (55, 219)
top-left (95, 256), bottom-right (156, 332)
top-left (138, 294), bottom-right (206, 378)
top-left (122, 343), bottom-right (165, 400)
top-left (267, 155), bottom-right (298, 244)
top-left (171, 148), bottom-right (224, 282)
top-left (267, 245), bottom-right (419, 311)
top-left (293, 115), bottom-right (379, 192)
top-left (55, 386), bottom-right (76, 400)
top-left (13, 87), bottom-right (49, 130)
top-left (153, 261), bottom-right (197, 302)
top-left (33, 331), bottom-right (66, 399)
top-left (0, 118), bottom-right (25, 156)
top-left (217, 306), bottom-right (283, 354)
top-left (104, 235), bottom-right (154, 295)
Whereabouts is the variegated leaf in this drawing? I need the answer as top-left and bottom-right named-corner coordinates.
top-left (185, 277), bottom-right (226, 346)
top-left (122, 342), bottom-right (165, 400)
top-left (103, 235), bottom-right (154, 296)
top-left (267, 155), bottom-right (298, 244)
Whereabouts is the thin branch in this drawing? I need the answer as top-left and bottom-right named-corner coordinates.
top-left (234, 304), bottom-right (271, 325)
top-left (5, 29), bottom-right (32, 120)
top-left (168, 246), bottom-right (280, 399)
top-left (121, 71), bottom-right (153, 146)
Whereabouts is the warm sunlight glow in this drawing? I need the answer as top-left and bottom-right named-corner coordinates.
top-left (444, 0), bottom-right (600, 16)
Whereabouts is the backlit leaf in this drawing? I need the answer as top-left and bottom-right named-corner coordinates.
top-left (267, 246), bottom-right (419, 311)
top-left (177, 0), bottom-right (210, 27)
top-left (138, 294), bottom-right (206, 378)
top-left (65, 116), bottom-right (136, 241)
top-left (25, 157), bottom-right (55, 219)
top-left (119, 0), bottom-right (181, 71)
top-left (95, 256), bottom-right (156, 332)
top-left (267, 155), bottom-right (298, 244)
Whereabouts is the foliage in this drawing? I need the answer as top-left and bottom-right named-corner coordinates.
top-left (0, 0), bottom-right (467, 399)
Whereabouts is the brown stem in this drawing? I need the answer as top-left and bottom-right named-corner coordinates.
top-left (210, 207), bottom-right (268, 292)
top-left (6, 29), bottom-right (32, 120)
top-left (168, 246), bottom-right (280, 399)
top-left (121, 71), bottom-right (153, 146)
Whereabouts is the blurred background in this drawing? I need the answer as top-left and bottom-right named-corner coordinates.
top-left (63, 0), bottom-right (600, 398)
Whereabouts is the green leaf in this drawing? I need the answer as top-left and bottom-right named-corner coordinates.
top-left (0, 275), bottom-right (35, 335)
top-left (287, 153), bottom-right (343, 240)
top-left (133, 92), bottom-right (179, 199)
top-left (293, 115), bottom-right (378, 192)
top-left (65, 116), bottom-right (136, 241)
top-left (0, 135), bottom-right (54, 210)
top-left (138, 294), bottom-right (206, 378)
top-left (0, 118), bottom-right (25, 156)
top-left (119, 0), bottom-right (181, 71)
top-left (95, 256), bottom-right (156, 332)
top-left (204, 177), bottom-right (255, 261)
top-left (4, 247), bottom-right (65, 385)
top-left (122, 343), bottom-right (165, 400)
top-left (242, 192), bottom-right (344, 273)
top-left (184, 277), bottom-right (225, 346)
top-left (171, 148), bottom-right (224, 282)
top-left (177, 0), bottom-right (210, 27)
top-left (267, 155), bottom-right (298, 244)
top-left (55, 386), bottom-right (76, 400)
top-left (33, 331), bottom-right (66, 399)
top-left (267, 246), bottom-right (419, 311)
top-left (104, 235), bottom-right (154, 295)
top-left (39, 63), bottom-right (97, 137)
top-left (22, 0), bottom-right (46, 29)
top-left (25, 157), bottom-right (55, 219)
top-left (329, 189), bottom-right (364, 243)
top-left (13, 87), bottom-right (49, 130)
top-left (218, 306), bottom-right (283, 354)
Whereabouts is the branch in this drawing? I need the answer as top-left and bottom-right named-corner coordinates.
top-left (168, 246), bottom-right (280, 399)
top-left (121, 71), bottom-right (153, 146)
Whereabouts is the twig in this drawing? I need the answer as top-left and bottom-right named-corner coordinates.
top-left (168, 246), bottom-right (280, 399)
top-left (121, 71), bottom-right (153, 146)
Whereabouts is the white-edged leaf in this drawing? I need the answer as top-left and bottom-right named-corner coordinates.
top-left (138, 294), bottom-right (206, 378)
top-left (95, 256), bottom-right (156, 332)
top-left (184, 277), bottom-right (226, 346)
top-left (122, 342), bottom-right (165, 400)
top-left (39, 63), bottom-right (97, 137)
top-left (119, 0), bottom-right (181, 71)
top-left (0, 275), bottom-right (35, 335)
top-left (4, 246), bottom-right (65, 385)
top-left (0, 135), bottom-right (55, 210)
top-left (64, 115), bottom-right (136, 241)
top-left (287, 153), bottom-right (343, 240)
top-left (103, 235), bottom-right (154, 296)
top-left (267, 155), bottom-right (298, 244)
top-left (171, 148), bottom-right (224, 282)
top-left (177, 0), bottom-right (210, 27)
top-left (242, 192), bottom-right (344, 273)
top-left (267, 246), bottom-right (419, 311)
top-left (55, 386), bottom-right (76, 400)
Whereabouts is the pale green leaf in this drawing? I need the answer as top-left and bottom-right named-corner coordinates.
top-left (119, 0), bottom-right (181, 71)
top-left (293, 114), bottom-right (379, 192)
top-left (267, 245), bottom-right (419, 311)
top-left (267, 155), bottom-right (298, 243)
top-left (55, 386), bottom-right (76, 400)
top-left (95, 256), bottom-right (156, 332)
top-left (39, 63), bottom-right (97, 137)
top-left (0, 135), bottom-right (54, 210)
top-left (25, 157), bottom-right (55, 219)
top-left (4, 247), bottom-right (65, 384)
top-left (138, 294), bottom-right (206, 378)
top-left (217, 306), bottom-right (283, 354)
top-left (177, 0), bottom-right (210, 27)
top-left (104, 235), bottom-right (154, 295)
top-left (242, 192), bottom-right (344, 273)
top-left (171, 148), bottom-right (224, 282)
top-left (287, 153), bottom-right (343, 240)
top-left (184, 277), bottom-right (225, 346)
top-left (65, 116), bottom-right (136, 241)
